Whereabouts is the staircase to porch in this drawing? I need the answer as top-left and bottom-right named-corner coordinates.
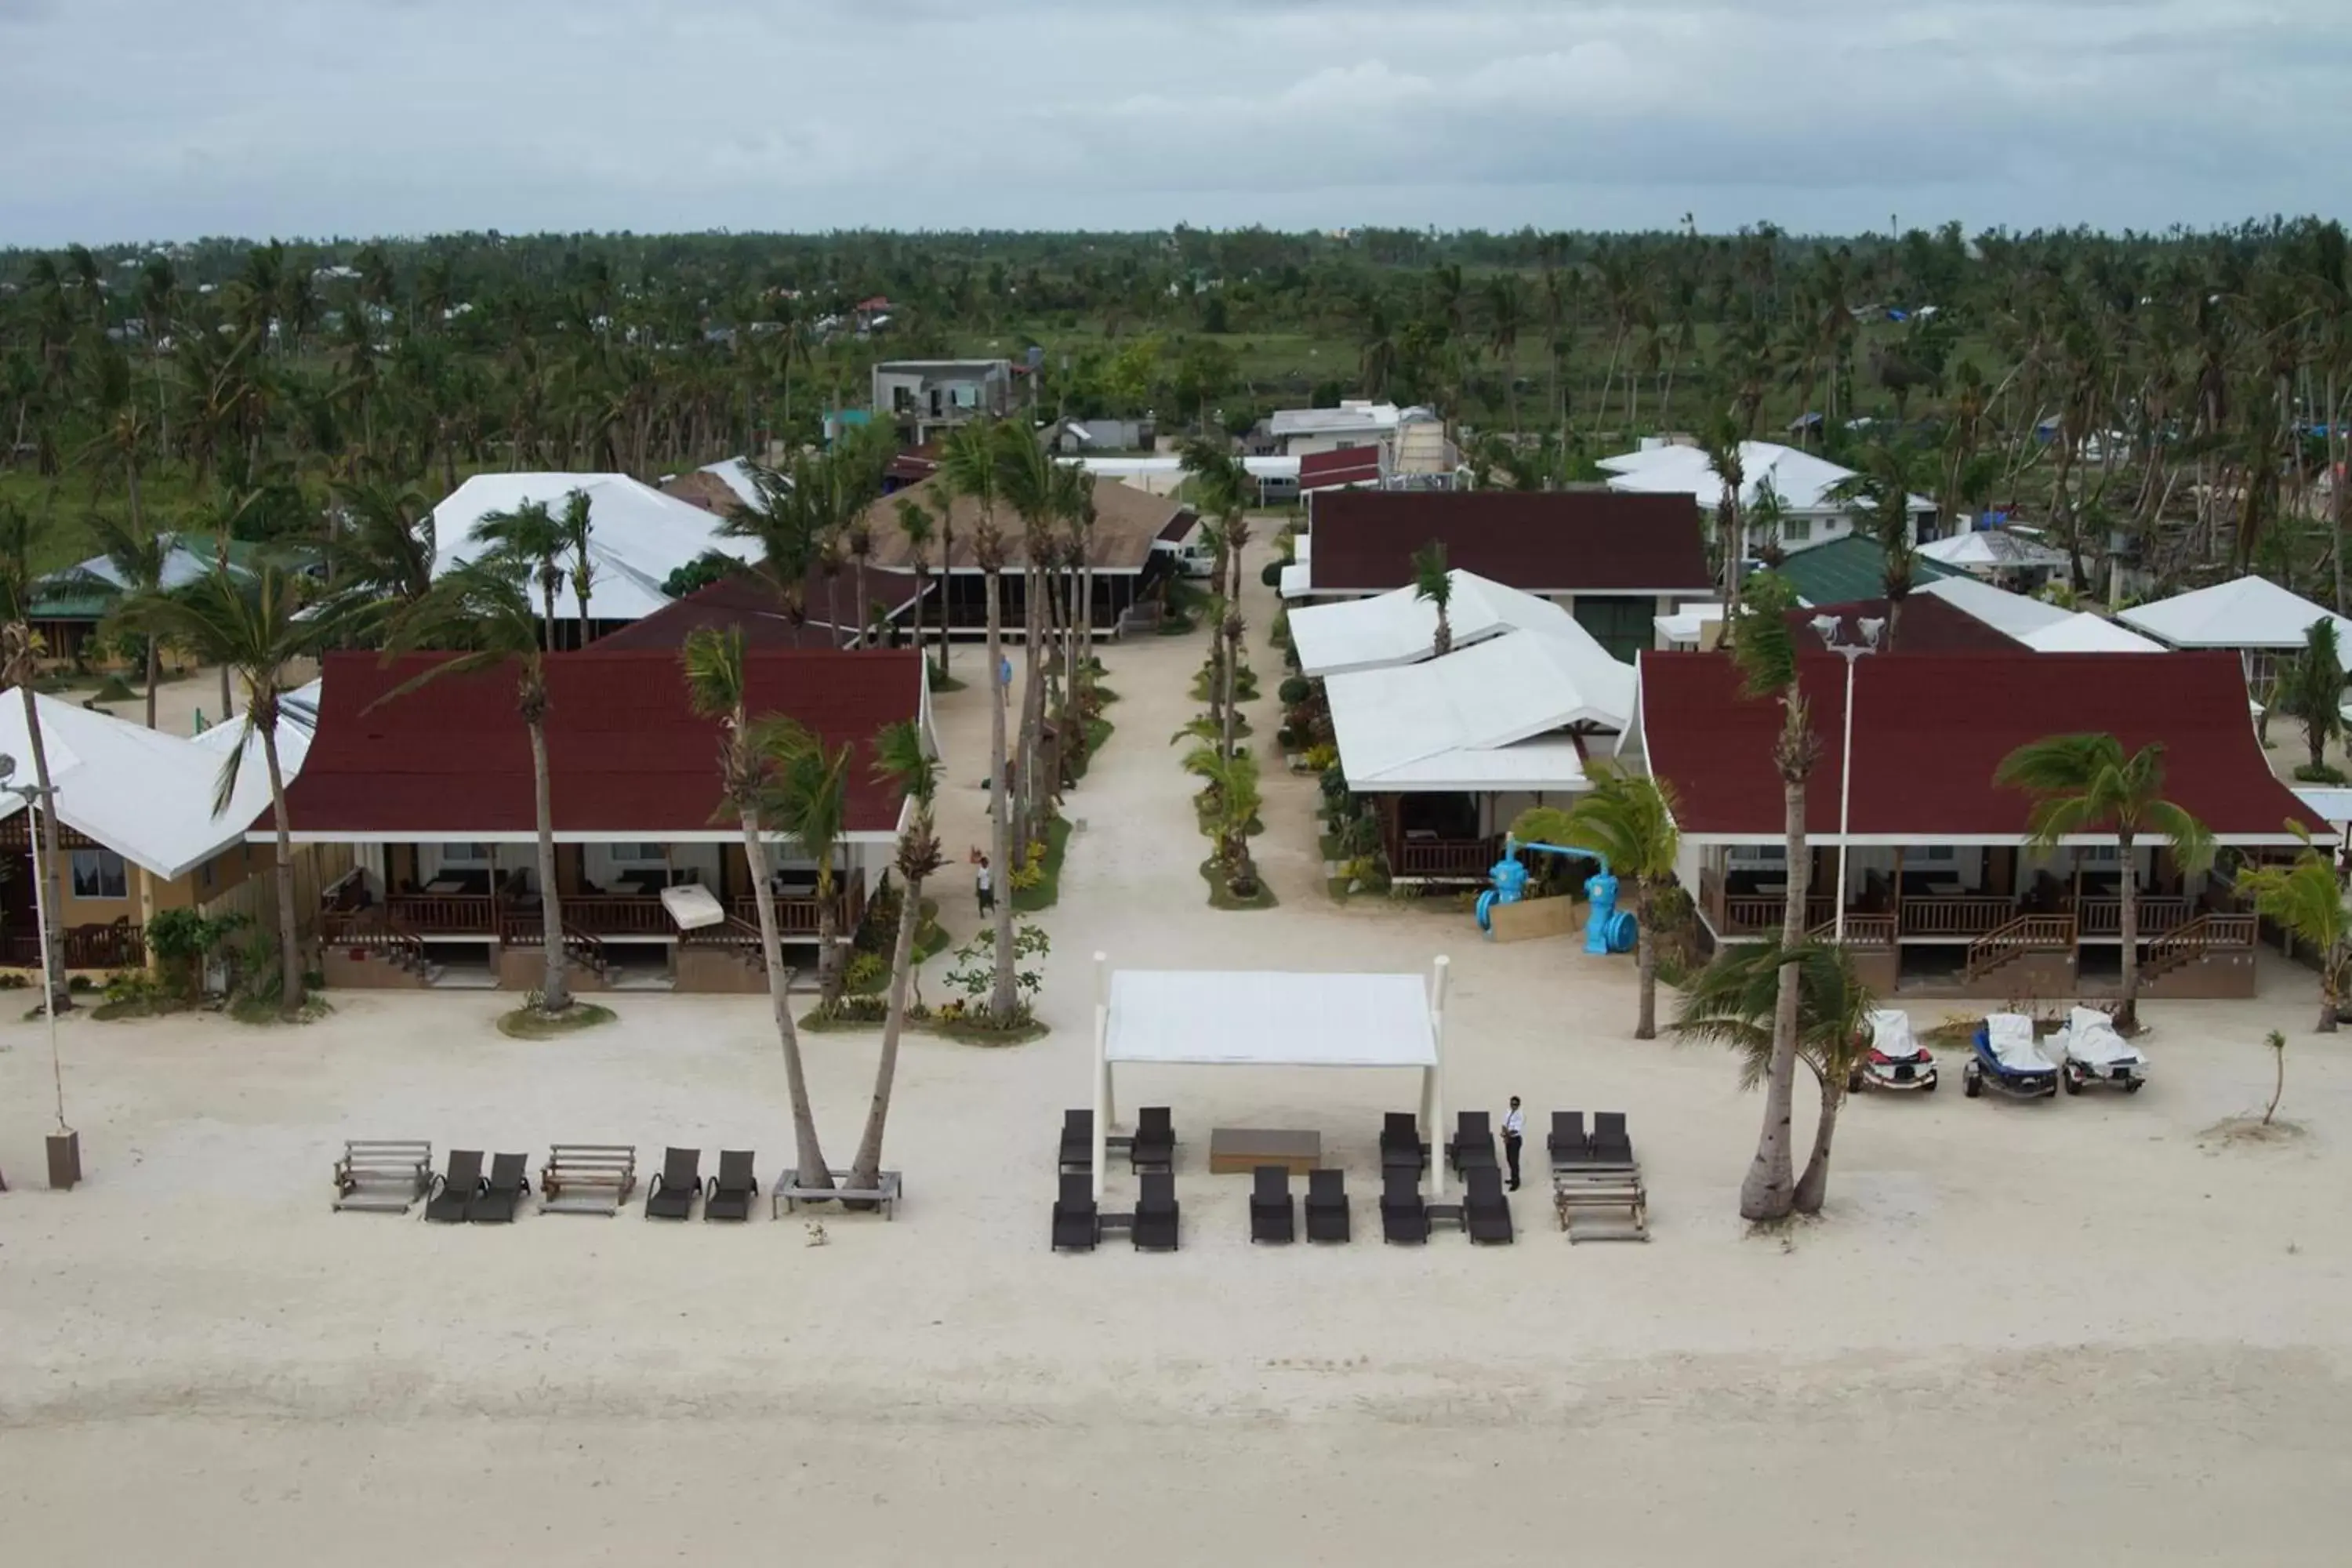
top-left (1965, 914), bottom-right (2077, 983)
top-left (2142, 913), bottom-right (2259, 981)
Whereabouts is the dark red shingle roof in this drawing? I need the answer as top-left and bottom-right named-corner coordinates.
top-left (1308, 490), bottom-right (1710, 593)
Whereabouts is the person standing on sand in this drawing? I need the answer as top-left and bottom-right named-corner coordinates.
top-left (1501, 1096), bottom-right (1525, 1190)
top-left (976, 854), bottom-right (995, 915)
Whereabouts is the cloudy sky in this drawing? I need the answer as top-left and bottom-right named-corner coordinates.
top-left (2, 0), bottom-right (2344, 245)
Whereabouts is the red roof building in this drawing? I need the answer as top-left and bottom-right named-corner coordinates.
top-left (1788, 596), bottom-right (2025, 654)
top-left (588, 572), bottom-right (931, 653)
top-left (1298, 446), bottom-right (1385, 494)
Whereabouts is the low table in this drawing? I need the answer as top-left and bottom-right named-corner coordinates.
top-left (1207, 1127), bottom-right (1320, 1175)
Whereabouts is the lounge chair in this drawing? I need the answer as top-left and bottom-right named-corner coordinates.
top-left (644, 1146), bottom-right (702, 1220)
top-left (1051, 1173), bottom-right (1100, 1251)
top-left (1131, 1105), bottom-right (1176, 1174)
top-left (1305, 1168), bottom-right (1350, 1243)
top-left (1465, 1165), bottom-right (1514, 1245)
top-left (1448, 1111), bottom-right (1497, 1174)
top-left (1249, 1164), bottom-right (1295, 1244)
top-left (1590, 1112), bottom-right (1634, 1167)
top-left (1379, 1167), bottom-right (1430, 1245)
top-left (703, 1149), bottom-right (758, 1222)
top-left (1058, 1109), bottom-right (1093, 1174)
top-left (1547, 1111), bottom-right (1589, 1167)
top-left (423, 1149), bottom-right (485, 1224)
top-left (467, 1152), bottom-right (531, 1223)
top-left (1380, 1112), bottom-right (1428, 1174)
top-left (1134, 1171), bottom-right (1180, 1251)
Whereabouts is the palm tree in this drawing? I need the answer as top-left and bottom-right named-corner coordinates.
top-left (323, 477), bottom-right (437, 622)
top-left (1697, 418), bottom-right (1748, 630)
top-left (382, 559), bottom-right (573, 1013)
top-left (0, 502), bottom-right (67, 1011)
top-left (1221, 506), bottom-right (1253, 762)
top-left (1183, 742), bottom-right (1263, 895)
top-left (2272, 619), bottom-right (2345, 777)
top-left (897, 498), bottom-right (936, 672)
top-left (558, 488), bottom-right (597, 644)
top-left (87, 514), bottom-right (168, 728)
top-left (1994, 733), bottom-right (2214, 1031)
top-left (844, 517), bottom-right (875, 649)
top-left (994, 423), bottom-right (1060, 840)
top-left (937, 420), bottom-right (1018, 1023)
top-left (473, 499), bottom-right (567, 651)
top-left (760, 718), bottom-right (855, 1007)
top-left (1830, 442), bottom-right (1924, 648)
top-left (1673, 936), bottom-right (1872, 1216)
top-left (1484, 273), bottom-right (1525, 434)
top-left (680, 626), bottom-right (831, 1189)
top-left (1512, 763), bottom-right (1680, 1039)
top-left (849, 719), bottom-right (942, 1189)
top-left (1728, 572), bottom-right (1819, 1221)
top-left (111, 564), bottom-right (328, 1014)
top-left (2235, 827), bottom-right (2350, 1033)
top-left (1179, 438), bottom-right (1249, 753)
top-left (1411, 540), bottom-right (1453, 657)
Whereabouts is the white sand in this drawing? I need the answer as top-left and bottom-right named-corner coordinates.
top-left (5, 543), bottom-right (2350, 1566)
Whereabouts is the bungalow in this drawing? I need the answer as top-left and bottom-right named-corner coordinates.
top-left (31, 535), bottom-right (261, 666)
top-left (1599, 438), bottom-right (1934, 557)
top-left (1623, 648), bottom-right (2318, 998)
top-left (277, 648), bottom-right (928, 994)
top-left (1282, 490), bottom-right (1714, 662)
top-left (2118, 575), bottom-right (2352, 689)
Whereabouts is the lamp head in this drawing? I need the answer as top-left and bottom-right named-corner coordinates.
top-left (1857, 617), bottom-right (1886, 648)
top-left (0, 753), bottom-right (15, 784)
top-left (1808, 615), bottom-right (1840, 647)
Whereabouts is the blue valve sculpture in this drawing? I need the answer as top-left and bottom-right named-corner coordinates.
top-left (1477, 834), bottom-right (1636, 954)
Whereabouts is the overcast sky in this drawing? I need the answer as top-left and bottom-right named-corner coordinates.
top-left (2, 0), bottom-right (2344, 245)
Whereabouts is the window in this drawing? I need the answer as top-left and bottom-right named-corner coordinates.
top-left (1730, 844), bottom-right (1786, 868)
top-left (71, 848), bottom-right (127, 900)
top-left (609, 844), bottom-right (665, 864)
top-left (438, 843), bottom-right (491, 864)
top-left (1780, 517), bottom-right (1813, 544)
top-left (1918, 846), bottom-right (1955, 862)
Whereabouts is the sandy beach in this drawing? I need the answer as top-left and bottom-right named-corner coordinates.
top-left (5, 546), bottom-right (2350, 1566)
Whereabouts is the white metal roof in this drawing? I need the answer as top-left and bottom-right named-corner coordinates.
top-left (1599, 439), bottom-right (1930, 517)
top-left (1323, 627), bottom-right (1628, 791)
top-left (2016, 611), bottom-right (2165, 654)
top-left (1288, 568), bottom-right (1595, 677)
top-left (1065, 455), bottom-right (1299, 480)
top-left (1279, 561), bottom-right (1313, 598)
top-left (1268, 401), bottom-right (1405, 439)
top-left (695, 456), bottom-right (767, 510)
top-left (432, 473), bottom-right (759, 622)
top-left (1655, 602), bottom-right (1724, 645)
top-left (1105, 970), bottom-right (1436, 1067)
top-left (2292, 787), bottom-right (2352, 826)
top-left (1910, 575), bottom-right (2073, 639)
top-left (1918, 528), bottom-right (2071, 571)
top-left (2118, 575), bottom-right (2352, 651)
top-left (0, 689), bottom-right (309, 880)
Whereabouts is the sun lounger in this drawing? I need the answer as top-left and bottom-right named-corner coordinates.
top-left (1305, 1168), bottom-right (1350, 1243)
top-left (1380, 1111), bottom-right (1428, 1174)
top-left (1464, 1165), bottom-right (1514, 1245)
top-left (332, 1138), bottom-right (431, 1213)
top-left (1589, 1112), bottom-right (1634, 1167)
top-left (704, 1149), bottom-right (758, 1221)
top-left (1448, 1111), bottom-right (1497, 1174)
top-left (1130, 1105), bottom-right (1176, 1174)
top-left (1051, 1173), bottom-right (1100, 1251)
top-left (1249, 1163), bottom-right (1295, 1244)
top-left (1379, 1167), bottom-right (1431, 1245)
top-left (1058, 1109), bottom-right (1093, 1174)
top-left (644, 1147), bottom-right (702, 1220)
top-left (423, 1149), bottom-right (485, 1225)
top-left (467, 1152), bottom-right (531, 1223)
top-left (1547, 1112), bottom-right (1589, 1168)
top-left (539, 1143), bottom-right (638, 1214)
top-left (1134, 1171), bottom-right (1181, 1251)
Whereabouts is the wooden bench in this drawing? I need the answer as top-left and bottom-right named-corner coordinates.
top-left (539, 1143), bottom-right (638, 1215)
top-left (332, 1139), bottom-right (432, 1213)
top-left (1553, 1166), bottom-right (1650, 1243)
top-left (1207, 1127), bottom-right (1319, 1176)
top-left (773, 1168), bottom-right (902, 1221)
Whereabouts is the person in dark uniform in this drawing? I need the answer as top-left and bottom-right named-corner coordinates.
top-left (1501, 1095), bottom-right (1526, 1190)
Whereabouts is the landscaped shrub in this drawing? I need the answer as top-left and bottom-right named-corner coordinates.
top-left (1278, 674), bottom-right (1311, 706)
top-left (1260, 560), bottom-right (1284, 587)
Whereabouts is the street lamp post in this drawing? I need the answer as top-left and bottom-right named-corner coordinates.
top-left (1809, 615), bottom-right (1882, 946)
top-left (0, 752), bottom-right (78, 1189)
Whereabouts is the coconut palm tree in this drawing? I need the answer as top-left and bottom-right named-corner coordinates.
top-left (1727, 572), bottom-right (1819, 1221)
top-left (1182, 742), bottom-right (1263, 895)
top-left (322, 477), bottom-right (437, 622)
top-left (382, 558), bottom-right (574, 1013)
top-left (680, 626), bottom-right (831, 1189)
top-left (1830, 442), bottom-right (1926, 649)
top-left (0, 501), bottom-right (67, 1011)
top-left (849, 718), bottom-right (942, 1190)
top-left (936, 419), bottom-right (1017, 1023)
top-left (473, 499), bottom-right (567, 651)
top-left (994, 422), bottom-right (1061, 840)
top-left (1179, 438), bottom-right (1248, 751)
top-left (897, 497), bottom-right (936, 672)
top-left (1994, 733), bottom-right (2214, 1032)
top-left (557, 488), bottom-right (597, 644)
top-left (1697, 417), bottom-right (1748, 630)
top-left (2272, 618), bottom-right (2345, 778)
top-left (111, 563), bottom-right (328, 1014)
top-left (760, 717), bottom-right (855, 1007)
top-left (844, 517), bottom-right (875, 649)
top-left (1673, 935), bottom-right (1872, 1216)
top-left (87, 514), bottom-right (168, 728)
top-left (1512, 762), bottom-right (1681, 1039)
top-left (1411, 540), bottom-right (1453, 657)
top-left (1221, 507), bottom-right (1253, 762)
top-left (2235, 826), bottom-right (2350, 1032)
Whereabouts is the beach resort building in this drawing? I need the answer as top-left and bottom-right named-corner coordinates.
top-left (2118, 575), bottom-right (2352, 688)
top-left (1599, 438), bottom-right (1934, 558)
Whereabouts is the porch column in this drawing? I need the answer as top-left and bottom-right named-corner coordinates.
top-left (137, 865), bottom-right (161, 976)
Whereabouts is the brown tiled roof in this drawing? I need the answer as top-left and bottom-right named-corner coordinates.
top-left (1307, 491), bottom-right (1711, 593)
top-left (848, 474), bottom-right (1188, 574)
top-left (589, 570), bottom-right (928, 652)
top-left (657, 471), bottom-right (742, 514)
top-left (1789, 596), bottom-right (2024, 653)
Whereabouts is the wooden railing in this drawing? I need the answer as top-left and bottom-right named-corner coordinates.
top-left (732, 895), bottom-right (823, 937)
top-left (1394, 836), bottom-right (1502, 880)
top-left (683, 916), bottom-right (770, 973)
top-left (2, 924), bottom-right (146, 969)
top-left (2143, 913), bottom-right (2258, 979)
top-left (1809, 913), bottom-right (1896, 948)
top-left (1897, 896), bottom-right (2019, 938)
top-left (2074, 897), bottom-right (2194, 938)
top-left (321, 912), bottom-right (427, 973)
top-left (554, 895), bottom-right (674, 936)
top-left (387, 894), bottom-right (495, 933)
top-left (1965, 914), bottom-right (2077, 982)
top-left (1721, 895), bottom-right (1835, 935)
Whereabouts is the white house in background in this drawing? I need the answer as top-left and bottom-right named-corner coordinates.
top-left (2118, 575), bottom-right (2352, 687)
top-left (1322, 624), bottom-right (1635, 884)
top-left (1599, 438), bottom-right (1934, 557)
top-left (431, 473), bottom-right (760, 635)
top-left (1289, 569), bottom-right (1605, 677)
top-left (1918, 527), bottom-right (2071, 575)
top-left (1265, 401), bottom-right (1406, 456)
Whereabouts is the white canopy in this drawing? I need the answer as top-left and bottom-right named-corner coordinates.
top-left (1654, 601), bottom-right (1724, 647)
top-left (1910, 575), bottom-right (2072, 640)
top-left (1322, 627), bottom-right (1631, 792)
top-left (2017, 611), bottom-right (2165, 654)
top-left (1600, 439), bottom-right (1930, 517)
top-left (432, 472), bottom-right (760, 623)
top-left (1091, 956), bottom-right (1451, 1198)
top-left (2118, 575), bottom-right (2352, 651)
top-left (1918, 529), bottom-right (2071, 571)
top-left (1288, 568), bottom-right (1599, 677)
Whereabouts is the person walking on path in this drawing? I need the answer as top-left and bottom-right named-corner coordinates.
top-left (1501, 1096), bottom-right (1525, 1190)
top-left (976, 853), bottom-right (996, 915)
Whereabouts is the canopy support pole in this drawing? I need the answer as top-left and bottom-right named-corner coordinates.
top-left (1091, 951), bottom-right (1110, 1202)
top-left (1427, 954), bottom-right (1450, 1199)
